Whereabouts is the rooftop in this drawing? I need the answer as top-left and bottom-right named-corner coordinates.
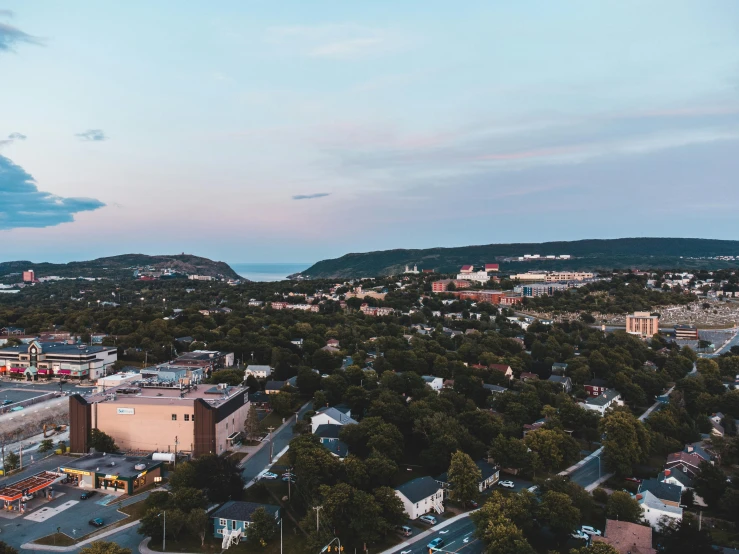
top-left (395, 476), bottom-right (441, 503)
top-left (585, 388), bottom-right (620, 406)
top-left (60, 452), bottom-right (162, 478)
top-left (595, 520), bottom-right (655, 554)
top-left (0, 341), bottom-right (114, 356)
top-left (82, 382), bottom-right (248, 408)
top-left (211, 501), bottom-right (279, 522)
top-left (639, 478), bottom-right (682, 503)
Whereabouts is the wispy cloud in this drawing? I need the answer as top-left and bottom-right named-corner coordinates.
top-left (0, 12), bottom-right (42, 52)
top-left (266, 24), bottom-right (404, 59)
top-left (0, 154), bottom-right (106, 230)
top-left (75, 129), bottom-right (107, 142)
top-left (292, 192), bottom-right (330, 200)
top-left (8, 132), bottom-right (26, 140)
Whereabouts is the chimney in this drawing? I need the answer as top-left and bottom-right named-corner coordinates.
top-left (664, 469), bottom-right (671, 477)
top-left (686, 445), bottom-right (694, 453)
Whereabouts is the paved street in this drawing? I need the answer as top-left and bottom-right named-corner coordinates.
top-left (241, 402), bottom-right (312, 483)
top-left (569, 455), bottom-right (602, 488)
top-left (385, 516), bottom-right (482, 554)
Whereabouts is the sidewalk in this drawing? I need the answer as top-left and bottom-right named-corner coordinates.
top-left (20, 520), bottom-right (142, 551)
top-left (139, 537), bottom-right (200, 554)
top-left (237, 401), bottom-right (310, 469)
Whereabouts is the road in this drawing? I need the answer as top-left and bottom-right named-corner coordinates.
top-left (241, 402), bottom-right (312, 483)
top-left (703, 328), bottom-right (739, 357)
top-left (387, 516), bottom-right (482, 554)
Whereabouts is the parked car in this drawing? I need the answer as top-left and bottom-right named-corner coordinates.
top-left (21, 494), bottom-right (34, 502)
top-left (2, 399), bottom-right (12, 405)
top-left (80, 491), bottom-right (97, 500)
top-left (282, 476), bottom-right (296, 483)
top-left (427, 538), bottom-right (444, 551)
top-left (419, 515), bottom-right (438, 525)
top-left (89, 518), bottom-right (104, 527)
top-left (498, 480), bottom-right (515, 489)
top-left (262, 472), bottom-right (278, 480)
top-left (580, 525), bottom-right (602, 537)
top-left (571, 530), bottom-right (589, 541)
top-left (397, 525), bottom-right (413, 537)
top-left (624, 477), bottom-right (642, 483)
top-left (466, 500), bottom-right (479, 508)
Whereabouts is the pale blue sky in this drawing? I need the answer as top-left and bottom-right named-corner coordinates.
top-left (1, 1), bottom-right (738, 264)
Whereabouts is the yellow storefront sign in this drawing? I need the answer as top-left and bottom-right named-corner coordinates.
top-left (103, 475), bottom-right (119, 480)
top-left (61, 468), bottom-right (91, 476)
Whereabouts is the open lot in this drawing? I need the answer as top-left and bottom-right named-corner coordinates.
top-left (0, 388), bottom-right (48, 405)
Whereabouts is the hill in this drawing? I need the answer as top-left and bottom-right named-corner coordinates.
top-left (0, 254), bottom-right (241, 280)
top-left (298, 238), bottom-right (739, 278)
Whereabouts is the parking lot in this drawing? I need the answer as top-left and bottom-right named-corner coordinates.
top-left (0, 388), bottom-right (49, 405)
top-left (0, 481), bottom-right (131, 549)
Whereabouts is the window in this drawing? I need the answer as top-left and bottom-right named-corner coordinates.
top-left (171, 414), bottom-right (177, 421)
top-left (232, 520), bottom-right (237, 530)
top-left (191, 414), bottom-right (195, 422)
top-left (219, 519), bottom-right (227, 526)
top-left (184, 414), bottom-right (189, 421)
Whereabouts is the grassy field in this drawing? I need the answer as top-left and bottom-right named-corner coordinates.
top-left (33, 533), bottom-right (76, 547)
top-left (259, 411), bottom-right (285, 432)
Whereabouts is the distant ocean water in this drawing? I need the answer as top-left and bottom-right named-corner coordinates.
top-left (230, 263), bottom-right (312, 282)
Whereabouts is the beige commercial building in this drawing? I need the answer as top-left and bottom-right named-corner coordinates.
top-left (70, 381), bottom-right (251, 457)
top-left (511, 272), bottom-right (594, 283)
top-left (626, 312), bottom-right (659, 337)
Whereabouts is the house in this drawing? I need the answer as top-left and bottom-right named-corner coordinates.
top-left (175, 336), bottom-right (194, 345)
top-left (523, 418), bottom-right (547, 435)
top-left (551, 362), bottom-right (568, 375)
top-left (436, 459), bottom-right (500, 497)
top-left (658, 469), bottom-right (694, 490)
top-left (665, 448), bottom-right (708, 478)
top-left (443, 379), bottom-right (455, 389)
top-left (547, 375), bottom-right (572, 393)
top-left (0, 327), bottom-right (25, 336)
top-left (265, 380), bottom-right (286, 394)
top-left (245, 365), bottom-right (272, 379)
top-left (582, 389), bottom-right (621, 415)
top-left (483, 383), bottom-right (508, 395)
top-left (310, 406), bottom-right (357, 433)
top-left (489, 364), bottom-right (514, 380)
top-left (248, 391), bottom-right (271, 409)
top-left (519, 372), bottom-right (539, 382)
top-left (593, 519), bottom-right (656, 554)
top-left (211, 501), bottom-right (280, 538)
top-left (709, 412), bottom-right (725, 437)
top-left (291, 338), bottom-right (304, 348)
top-left (395, 476), bottom-right (444, 520)
top-left (637, 490), bottom-right (682, 529)
top-left (422, 375), bottom-right (444, 392)
top-left (584, 378), bottom-right (609, 398)
top-left (285, 375), bottom-right (298, 388)
top-left (314, 424), bottom-right (349, 460)
top-left (638, 478), bottom-right (682, 507)
top-left (327, 339), bottom-right (340, 348)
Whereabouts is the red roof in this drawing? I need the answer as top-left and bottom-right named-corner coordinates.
top-left (485, 264), bottom-right (499, 270)
top-left (666, 451), bottom-right (703, 467)
top-left (490, 364), bottom-right (511, 373)
top-left (460, 265), bottom-right (473, 271)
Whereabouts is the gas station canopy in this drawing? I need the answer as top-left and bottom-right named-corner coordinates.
top-left (0, 471), bottom-right (63, 502)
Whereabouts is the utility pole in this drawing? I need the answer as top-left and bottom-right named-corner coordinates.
top-left (313, 506), bottom-right (323, 532)
top-left (19, 442), bottom-right (23, 470)
top-left (174, 436), bottom-right (179, 468)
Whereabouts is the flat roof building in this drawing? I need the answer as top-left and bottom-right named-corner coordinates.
top-left (59, 452), bottom-right (163, 495)
top-left (626, 312), bottom-right (659, 338)
top-left (69, 381), bottom-right (251, 457)
top-left (0, 340), bottom-right (117, 380)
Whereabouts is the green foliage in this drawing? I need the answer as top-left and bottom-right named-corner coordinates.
top-left (246, 507), bottom-right (279, 545)
top-left (38, 439), bottom-right (54, 453)
top-left (536, 491), bottom-right (580, 538)
top-left (471, 491), bottom-right (537, 554)
top-left (447, 450), bottom-right (482, 504)
top-left (168, 454), bottom-right (243, 503)
top-left (601, 411), bottom-right (650, 476)
top-left (0, 542), bottom-right (19, 554)
top-left (3, 452), bottom-right (19, 471)
top-left (657, 513), bottom-right (714, 554)
top-left (605, 491), bottom-right (642, 522)
top-left (693, 460), bottom-right (728, 508)
top-left (89, 429), bottom-right (118, 453)
top-left (570, 543), bottom-right (619, 554)
top-left (524, 429), bottom-right (580, 473)
top-left (78, 541), bottom-right (132, 554)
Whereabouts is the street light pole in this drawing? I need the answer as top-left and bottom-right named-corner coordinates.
top-left (280, 518), bottom-right (283, 554)
top-left (158, 511), bottom-right (166, 551)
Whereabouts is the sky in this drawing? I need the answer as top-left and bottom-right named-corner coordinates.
top-left (1, 1), bottom-right (739, 265)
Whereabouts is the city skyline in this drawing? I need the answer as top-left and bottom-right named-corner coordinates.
top-left (2, 0), bottom-right (739, 264)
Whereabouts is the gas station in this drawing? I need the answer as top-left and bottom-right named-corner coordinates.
top-left (0, 471), bottom-right (64, 514)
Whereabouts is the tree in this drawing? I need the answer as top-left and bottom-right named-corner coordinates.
top-left (536, 491), bottom-right (580, 538)
top-left (0, 542), bottom-right (19, 554)
top-left (170, 487), bottom-right (207, 512)
top-left (244, 403), bottom-right (261, 440)
top-left (490, 435), bottom-right (532, 473)
top-left (270, 389), bottom-right (298, 418)
top-left (3, 451), bottom-right (20, 471)
top-left (658, 513), bottom-right (714, 554)
top-left (719, 488), bottom-right (739, 523)
top-left (600, 411), bottom-right (650, 476)
top-left (524, 429), bottom-right (580, 473)
top-left (38, 439), bottom-right (54, 453)
top-left (606, 491), bottom-right (642, 523)
top-left (471, 491), bottom-right (537, 554)
top-left (447, 450), bottom-right (482, 504)
top-left (89, 429), bottom-right (118, 453)
top-left (246, 507), bottom-right (279, 545)
top-left (693, 460), bottom-right (727, 508)
top-left (79, 542), bottom-right (131, 554)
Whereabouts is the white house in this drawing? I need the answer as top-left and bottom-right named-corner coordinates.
top-left (395, 476), bottom-right (444, 520)
top-left (582, 389), bottom-right (621, 415)
top-left (422, 375), bottom-right (444, 392)
top-left (310, 405), bottom-right (357, 433)
top-left (436, 460), bottom-right (499, 498)
top-left (638, 490), bottom-right (683, 530)
top-left (245, 365), bottom-right (272, 379)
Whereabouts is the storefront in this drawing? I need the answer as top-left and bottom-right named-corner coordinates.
top-left (59, 453), bottom-right (163, 495)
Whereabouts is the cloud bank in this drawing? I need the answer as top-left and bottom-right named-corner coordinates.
top-left (0, 15), bottom-right (42, 52)
top-left (75, 129), bottom-right (107, 141)
top-left (7, 132), bottom-right (26, 140)
top-left (292, 192), bottom-right (330, 200)
top-left (0, 154), bottom-right (106, 230)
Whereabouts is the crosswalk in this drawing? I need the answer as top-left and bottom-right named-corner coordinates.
top-left (24, 500), bottom-right (78, 522)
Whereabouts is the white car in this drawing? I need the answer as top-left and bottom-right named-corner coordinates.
top-left (262, 472), bottom-right (278, 480)
top-left (419, 515), bottom-right (437, 525)
top-left (498, 480), bottom-right (515, 489)
top-left (571, 530), bottom-right (589, 541)
top-left (580, 526), bottom-right (602, 537)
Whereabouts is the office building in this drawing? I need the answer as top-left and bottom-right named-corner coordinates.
top-left (626, 312), bottom-right (659, 337)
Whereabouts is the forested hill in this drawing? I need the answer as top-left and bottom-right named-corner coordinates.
top-left (0, 254), bottom-right (241, 280)
top-left (299, 238), bottom-right (739, 278)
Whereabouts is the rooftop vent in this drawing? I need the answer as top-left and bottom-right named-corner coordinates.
top-left (134, 463), bottom-right (146, 471)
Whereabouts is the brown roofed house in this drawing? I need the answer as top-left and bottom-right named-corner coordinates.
top-left (594, 519), bottom-right (656, 554)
